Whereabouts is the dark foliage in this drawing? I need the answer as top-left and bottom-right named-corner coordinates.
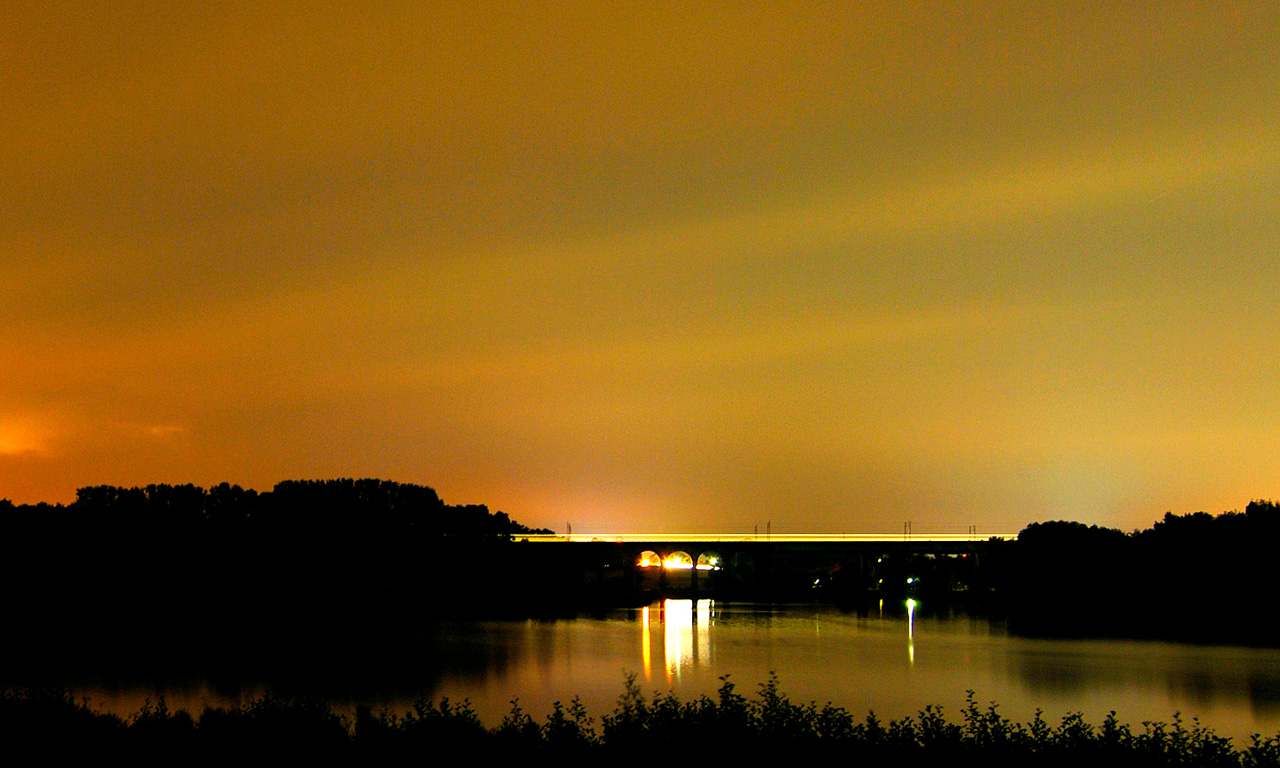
top-left (994, 500), bottom-right (1280, 645)
top-left (4, 679), bottom-right (1279, 764)
top-left (0, 479), bottom-right (554, 657)
top-left (6, 483), bottom-right (1280, 649)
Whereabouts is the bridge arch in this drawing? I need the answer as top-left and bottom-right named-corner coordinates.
top-left (696, 551), bottom-right (723, 571)
top-left (663, 551), bottom-right (694, 570)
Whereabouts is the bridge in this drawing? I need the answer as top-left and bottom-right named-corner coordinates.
top-left (513, 531), bottom-right (1019, 601)
top-left (518, 532), bottom-right (1016, 543)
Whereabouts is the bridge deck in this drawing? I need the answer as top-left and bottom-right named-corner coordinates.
top-left (518, 533), bottom-right (1017, 543)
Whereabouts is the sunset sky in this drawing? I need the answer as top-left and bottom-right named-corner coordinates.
top-left (4, 2), bottom-right (1279, 534)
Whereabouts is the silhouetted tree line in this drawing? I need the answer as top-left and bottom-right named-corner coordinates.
top-left (990, 500), bottom-right (1280, 644)
top-left (0, 480), bottom-right (554, 658)
top-left (5, 484), bottom-right (1279, 650)
top-left (6, 679), bottom-right (1279, 764)
top-left (23, 479), bottom-right (547, 538)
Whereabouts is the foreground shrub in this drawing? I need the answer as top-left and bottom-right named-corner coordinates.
top-left (3, 679), bottom-right (1279, 764)
top-left (0, 687), bottom-right (123, 754)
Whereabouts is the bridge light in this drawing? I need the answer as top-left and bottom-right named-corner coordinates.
top-left (663, 551), bottom-right (694, 570)
top-left (696, 552), bottom-right (723, 571)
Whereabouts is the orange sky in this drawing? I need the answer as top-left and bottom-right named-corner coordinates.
top-left (3, 2), bottom-right (1279, 534)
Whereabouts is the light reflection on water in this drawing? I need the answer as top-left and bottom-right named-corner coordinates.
top-left (23, 601), bottom-right (1280, 745)
top-left (421, 600), bottom-right (1280, 745)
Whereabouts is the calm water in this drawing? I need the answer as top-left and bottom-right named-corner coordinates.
top-left (57, 600), bottom-right (1280, 744)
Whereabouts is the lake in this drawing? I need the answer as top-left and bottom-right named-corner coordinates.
top-left (36, 599), bottom-right (1280, 745)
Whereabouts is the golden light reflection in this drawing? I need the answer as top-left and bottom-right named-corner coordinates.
top-left (906, 598), bottom-right (917, 667)
top-left (639, 599), bottom-right (715, 686)
top-left (641, 604), bottom-right (652, 679)
top-left (697, 599), bottom-right (712, 631)
top-left (696, 599), bottom-right (713, 667)
top-left (662, 598), bottom-right (694, 684)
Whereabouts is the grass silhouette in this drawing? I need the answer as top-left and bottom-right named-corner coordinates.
top-left (4, 678), bottom-right (1278, 764)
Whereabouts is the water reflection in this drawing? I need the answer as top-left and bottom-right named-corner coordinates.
top-left (645, 599), bottom-right (718, 684)
top-left (637, 599), bottom-right (935, 699)
top-left (907, 598), bottom-right (917, 667)
top-left (641, 604), bottom-right (652, 677)
top-left (9, 602), bottom-right (1280, 744)
top-left (662, 599), bottom-right (692, 682)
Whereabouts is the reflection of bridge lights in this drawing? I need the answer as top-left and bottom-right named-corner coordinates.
top-left (663, 599), bottom-right (695, 682)
top-left (906, 598), bottom-right (917, 665)
top-left (641, 604), bottom-right (652, 678)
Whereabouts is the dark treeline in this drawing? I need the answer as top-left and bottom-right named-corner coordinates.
top-left (6, 482), bottom-right (1280, 651)
top-left (5, 677), bottom-right (1279, 765)
top-left (5, 478), bottom-right (548, 538)
top-left (990, 499), bottom-right (1280, 645)
top-left (0, 479), bottom-right (554, 662)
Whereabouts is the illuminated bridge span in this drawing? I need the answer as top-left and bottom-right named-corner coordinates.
top-left (519, 532), bottom-right (1017, 544)
top-left (513, 532), bottom-right (1019, 600)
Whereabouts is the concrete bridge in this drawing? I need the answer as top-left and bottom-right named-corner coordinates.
top-left (514, 532), bottom-right (1017, 601)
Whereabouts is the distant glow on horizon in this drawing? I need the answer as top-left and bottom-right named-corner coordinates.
top-left (0, 432), bottom-right (37, 456)
top-left (0, 417), bottom-right (48, 457)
